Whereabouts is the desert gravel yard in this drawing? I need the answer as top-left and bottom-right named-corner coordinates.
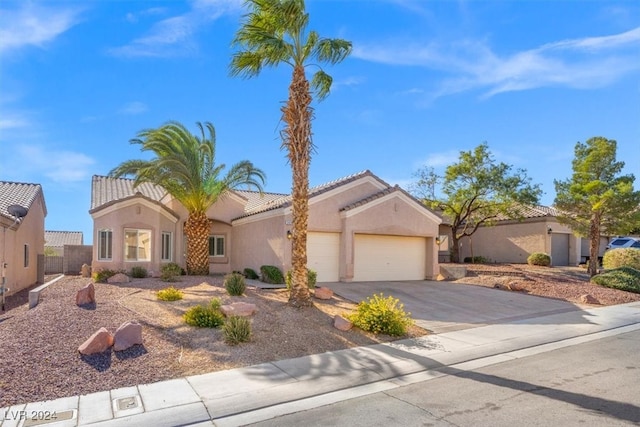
top-left (0, 275), bottom-right (424, 407)
top-left (1, 264), bottom-right (638, 407)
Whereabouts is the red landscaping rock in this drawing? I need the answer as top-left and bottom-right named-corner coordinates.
top-left (76, 282), bottom-right (95, 306)
top-left (114, 321), bottom-right (143, 351)
top-left (314, 287), bottom-right (333, 300)
top-left (580, 294), bottom-right (600, 305)
top-left (78, 327), bottom-right (114, 355)
top-left (334, 315), bottom-right (353, 331)
top-left (107, 273), bottom-right (130, 284)
top-left (220, 302), bottom-right (257, 317)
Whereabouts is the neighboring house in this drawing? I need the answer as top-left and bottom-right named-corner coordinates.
top-left (0, 181), bottom-right (47, 295)
top-left (439, 205), bottom-right (608, 266)
top-left (89, 170), bottom-right (442, 282)
top-left (45, 230), bottom-right (83, 256)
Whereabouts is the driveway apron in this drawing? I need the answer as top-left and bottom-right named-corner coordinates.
top-left (322, 281), bottom-right (582, 333)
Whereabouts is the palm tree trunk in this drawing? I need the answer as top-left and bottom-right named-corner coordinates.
top-left (283, 65), bottom-right (313, 308)
top-left (185, 211), bottom-right (210, 275)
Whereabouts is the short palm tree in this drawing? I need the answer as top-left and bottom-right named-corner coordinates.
top-left (109, 121), bottom-right (266, 275)
top-left (230, 0), bottom-right (351, 307)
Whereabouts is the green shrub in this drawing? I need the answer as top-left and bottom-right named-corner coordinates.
top-left (603, 248), bottom-right (640, 270)
top-left (527, 252), bottom-right (551, 267)
top-left (210, 297), bottom-right (222, 311)
top-left (348, 293), bottom-right (413, 336)
top-left (285, 269), bottom-right (317, 290)
top-left (223, 316), bottom-right (252, 345)
top-left (130, 266), bottom-right (148, 278)
top-left (591, 267), bottom-right (640, 294)
top-left (243, 268), bottom-right (259, 280)
top-left (463, 256), bottom-right (491, 264)
top-left (156, 286), bottom-right (184, 301)
top-left (92, 269), bottom-right (118, 283)
top-left (184, 304), bottom-right (224, 328)
top-left (225, 273), bottom-right (246, 296)
top-left (161, 262), bottom-right (183, 282)
top-left (260, 265), bottom-right (284, 284)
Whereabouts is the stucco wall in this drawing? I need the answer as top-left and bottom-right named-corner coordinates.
top-left (1, 196), bottom-right (45, 295)
top-left (457, 219), bottom-right (581, 265)
top-left (92, 199), bottom-right (179, 275)
top-left (231, 213), bottom-right (286, 274)
top-left (341, 194), bottom-right (440, 280)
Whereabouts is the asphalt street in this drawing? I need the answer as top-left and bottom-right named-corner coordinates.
top-left (247, 329), bottom-right (640, 427)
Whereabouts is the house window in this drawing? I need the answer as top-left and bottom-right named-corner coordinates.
top-left (98, 229), bottom-right (113, 260)
top-left (125, 229), bottom-right (151, 262)
top-left (24, 244), bottom-right (29, 267)
top-left (161, 232), bottom-right (172, 261)
top-left (208, 235), bottom-right (225, 257)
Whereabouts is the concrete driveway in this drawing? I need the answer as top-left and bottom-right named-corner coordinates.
top-left (322, 281), bottom-right (582, 333)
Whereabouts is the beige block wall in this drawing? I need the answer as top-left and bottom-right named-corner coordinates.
top-left (1, 196), bottom-right (45, 295)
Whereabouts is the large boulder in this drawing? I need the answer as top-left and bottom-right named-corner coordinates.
top-left (314, 287), bottom-right (333, 300)
top-left (108, 273), bottom-right (130, 284)
top-left (114, 321), bottom-right (143, 351)
top-left (78, 327), bottom-right (114, 355)
top-left (76, 282), bottom-right (95, 306)
top-left (580, 294), bottom-right (600, 305)
top-left (220, 302), bottom-right (257, 317)
top-left (334, 315), bottom-right (353, 331)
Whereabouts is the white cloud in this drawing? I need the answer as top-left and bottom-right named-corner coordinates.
top-left (354, 27), bottom-right (640, 99)
top-left (109, 0), bottom-right (242, 58)
top-left (4, 145), bottom-right (96, 184)
top-left (118, 101), bottom-right (148, 115)
top-left (420, 151), bottom-right (460, 168)
top-left (0, 3), bottom-right (83, 54)
top-left (0, 115), bottom-right (29, 130)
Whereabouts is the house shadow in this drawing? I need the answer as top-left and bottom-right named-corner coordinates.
top-left (239, 332), bottom-right (640, 425)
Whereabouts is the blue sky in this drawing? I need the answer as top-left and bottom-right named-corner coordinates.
top-left (1, 0), bottom-right (638, 245)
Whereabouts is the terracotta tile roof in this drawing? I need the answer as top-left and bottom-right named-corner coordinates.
top-left (0, 180), bottom-right (44, 221)
top-left (91, 175), bottom-right (167, 210)
top-left (339, 184), bottom-right (439, 217)
top-left (233, 190), bottom-right (289, 213)
top-left (45, 231), bottom-right (83, 247)
top-left (493, 204), bottom-right (563, 221)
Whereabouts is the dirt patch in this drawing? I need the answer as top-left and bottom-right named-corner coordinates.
top-left (0, 275), bottom-right (424, 407)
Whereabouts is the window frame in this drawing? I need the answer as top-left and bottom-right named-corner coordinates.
top-left (124, 228), bottom-right (152, 262)
top-left (208, 235), bottom-right (225, 257)
top-left (161, 231), bottom-right (172, 262)
top-left (98, 229), bottom-right (113, 261)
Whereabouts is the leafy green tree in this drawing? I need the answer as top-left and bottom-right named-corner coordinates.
top-left (412, 143), bottom-right (542, 263)
top-left (554, 136), bottom-right (640, 277)
top-left (110, 121), bottom-right (266, 275)
top-left (230, 0), bottom-right (351, 307)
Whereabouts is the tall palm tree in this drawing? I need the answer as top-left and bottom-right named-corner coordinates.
top-left (230, 0), bottom-right (351, 307)
top-left (109, 121), bottom-right (266, 275)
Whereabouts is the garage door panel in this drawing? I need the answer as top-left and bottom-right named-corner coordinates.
top-left (354, 234), bottom-right (426, 281)
top-left (307, 232), bottom-right (340, 282)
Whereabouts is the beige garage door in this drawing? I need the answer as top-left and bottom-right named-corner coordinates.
top-left (307, 232), bottom-right (340, 282)
top-left (354, 234), bottom-right (426, 281)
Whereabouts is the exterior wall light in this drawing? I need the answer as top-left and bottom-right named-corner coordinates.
top-left (287, 230), bottom-right (292, 240)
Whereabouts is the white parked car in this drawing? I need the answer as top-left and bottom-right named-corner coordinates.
top-left (605, 237), bottom-right (640, 250)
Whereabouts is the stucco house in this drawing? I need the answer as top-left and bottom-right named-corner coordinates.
top-left (89, 170), bottom-right (442, 282)
top-left (45, 230), bottom-right (84, 256)
top-left (0, 181), bottom-right (47, 296)
top-left (438, 205), bottom-right (607, 266)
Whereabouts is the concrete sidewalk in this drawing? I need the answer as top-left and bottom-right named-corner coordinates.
top-left (2, 302), bottom-right (640, 427)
